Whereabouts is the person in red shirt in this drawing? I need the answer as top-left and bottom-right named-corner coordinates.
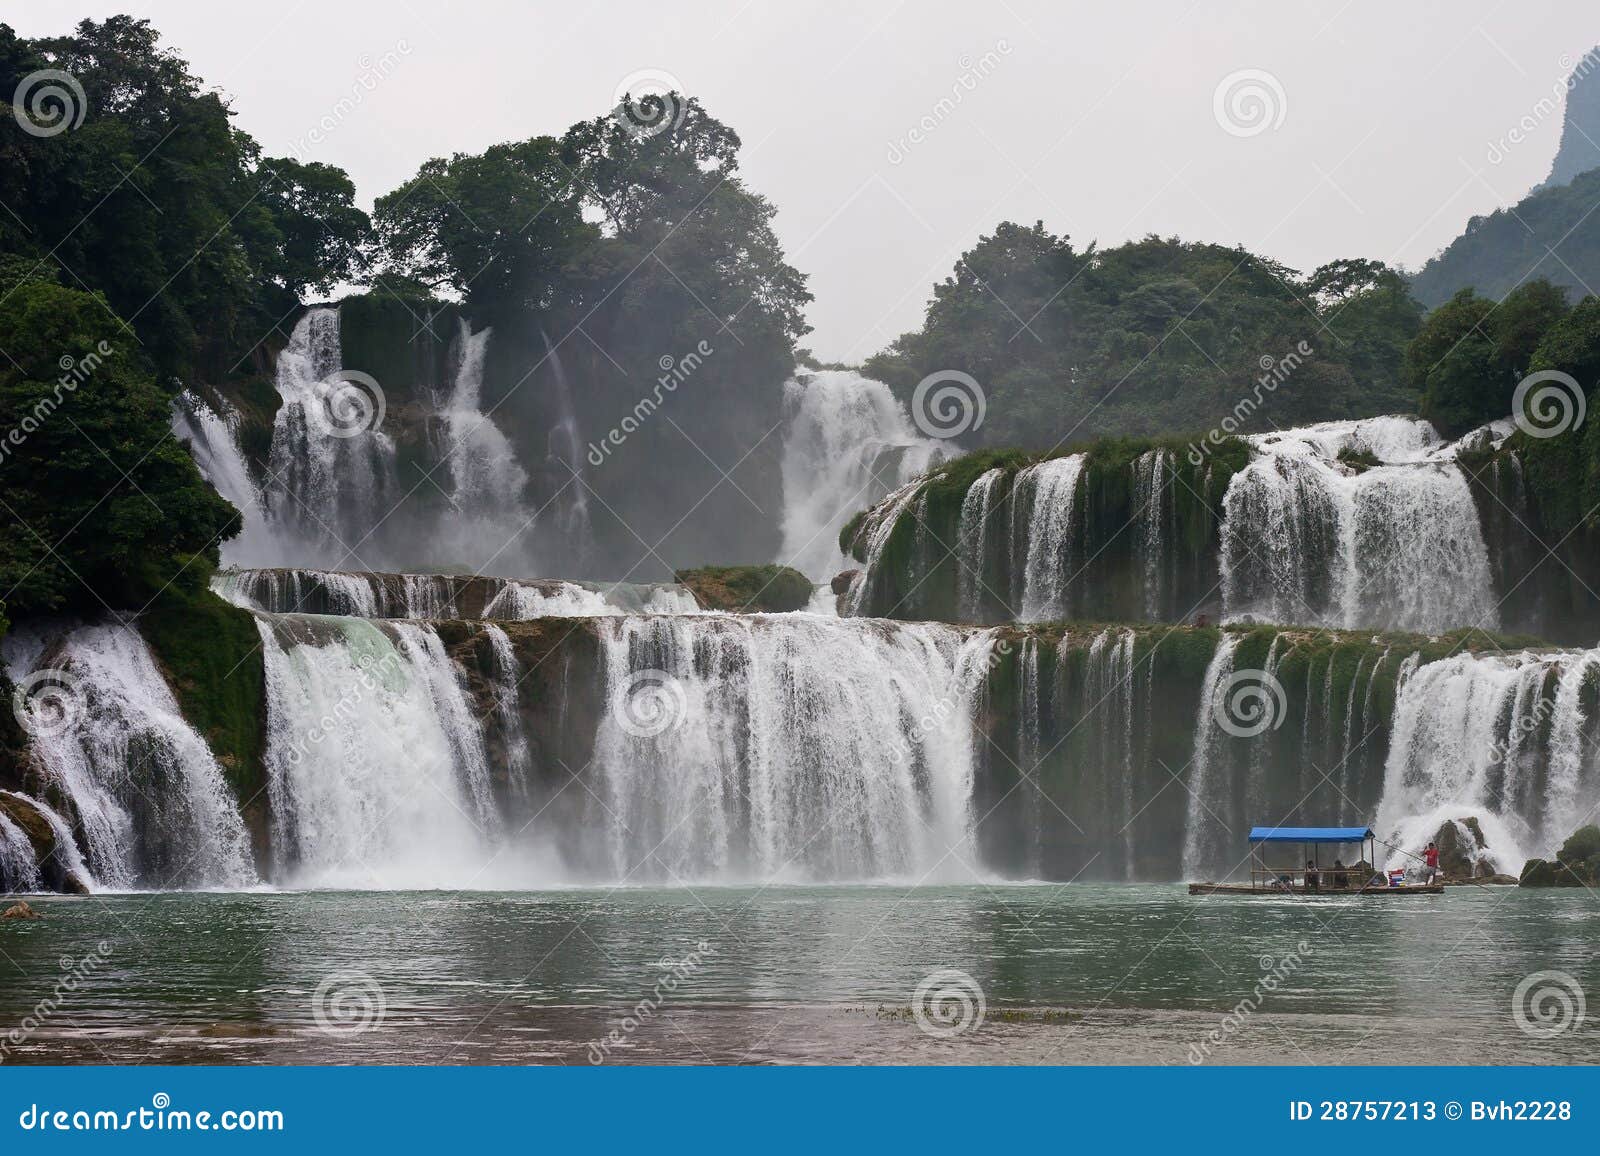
top-left (1423, 841), bottom-right (1440, 883)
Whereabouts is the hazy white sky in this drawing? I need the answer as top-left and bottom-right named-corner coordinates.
top-left (12, 1), bottom-right (1599, 360)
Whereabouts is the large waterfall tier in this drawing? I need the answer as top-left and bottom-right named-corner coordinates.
top-left (1, 621), bottom-right (257, 892)
top-left (213, 568), bottom-right (699, 619)
top-left (844, 439), bottom-right (1239, 626)
top-left (841, 416), bottom-right (1595, 640)
top-left (776, 370), bottom-right (950, 581)
top-left (6, 608), bottom-right (1596, 892)
top-left (170, 306), bottom-right (545, 576)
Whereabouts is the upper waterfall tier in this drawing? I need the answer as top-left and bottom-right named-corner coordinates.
top-left (213, 568), bottom-right (699, 619)
top-left (841, 416), bottom-right (1596, 641)
top-left (5, 607), bottom-right (1595, 891)
top-left (776, 370), bottom-right (950, 580)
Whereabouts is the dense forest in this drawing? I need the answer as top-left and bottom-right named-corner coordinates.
top-left (863, 225), bottom-right (1424, 446)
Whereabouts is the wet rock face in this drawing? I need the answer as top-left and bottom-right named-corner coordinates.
top-left (830, 569), bottom-right (859, 596)
top-left (1433, 817), bottom-right (1490, 879)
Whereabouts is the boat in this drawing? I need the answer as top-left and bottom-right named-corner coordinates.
top-left (1187, 826), bottom-right (1445, 896)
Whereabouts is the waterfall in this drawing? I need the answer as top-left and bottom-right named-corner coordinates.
top-left (170, 391), bottom-right (278, 566)
top-left (1371, 650), bottom-right (1572, 873)
top-left (1017, 455), bottom-right (1087, 622)
top-left (0, 791), bottom-right (91, 892)
top-left (1543, 651), bottom-right (1600, 847)
top-left (956, 468), bottom-right (1006, 620)
top-left (439, 320), bottom-right (534, 569)
top-left (265, 307), bottom-right (398, 568)
top-left (1220, 419), bottom-right (1498, 632)
top-left (588, 614), bottom-right (985, 883)
top-left (484, 624), bottom-right (532, 799)
top-left (256, 616), bottom-right (500, 888)
top-left (1133, 450), bottom-right (1170, 620)
top-left (2, 622), bottom-right (256, 890)
top-left (214, 568), bottom-right (698, 618)
top-left (540, 334), bottom-right (594, 567)
top-left (0, 810), bottom-right (41, 892)
top-left (777, 371), bottom-right (948, 580)
top-left (844, 480), bottom-right (926, 616)
top-left (1181, 633), bottom-right (1241, 879)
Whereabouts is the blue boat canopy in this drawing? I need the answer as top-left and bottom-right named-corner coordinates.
top-left (1248, 826), bottom-right (1373, 844)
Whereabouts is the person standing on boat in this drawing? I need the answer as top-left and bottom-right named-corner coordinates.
top-left (1422, 841), bottom-right (1441, 883)
top-left (1303, 860), bottom-right (1321, 892)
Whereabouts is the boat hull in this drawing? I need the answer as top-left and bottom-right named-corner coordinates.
top-left (1187, 882), bottom-right (1445, 897)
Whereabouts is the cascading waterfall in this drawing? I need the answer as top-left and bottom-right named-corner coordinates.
top-left (1181, 633), bottom-right (1241, 879)
top-left (214, 568), bottom-right (698, 618)
top-left (956, 468), bottom-right (1006, 621)
top-left (1, 623), bottom-right (256, 891)
top-left (540, 334), bottom-right (594, 567)
top-left (1220, 418), bottom-right (1498, 632)
top-left (439, 321), bottom-right (534, 568)
top-left (1017, 455), bottom-right (1086, 622)
top-left (588, 614), bottom-right (987, 883)
top-left (484, 625), bottom-right (532, 800)
top-left (1133, 450), bottom-right (1170, 621)
top-left (777, 371), bottom-right (948, 580)
top-left (265, 307), bottom-right (399, 568)
top-left (256, 616), bottom-right (500, 888)
top-left (1370, 650), bottom-right (1589, 873)
top-left (171, 391), bottom-right (278, 566)
top-left (0, 791), bottom-right (91, 891)
top-left (0, 810), bottom-right (41, 892)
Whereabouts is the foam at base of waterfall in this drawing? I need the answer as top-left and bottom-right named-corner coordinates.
top-left (777, 371), bottom-right (949, 581)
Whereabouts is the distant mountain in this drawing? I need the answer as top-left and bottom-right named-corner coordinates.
top-left (1411, 48), bottom-right (1600, 308)
top-left (1409, 168), bottom-right (1600, 307)
top-left (1539, 47), bottom-right (1600, 191)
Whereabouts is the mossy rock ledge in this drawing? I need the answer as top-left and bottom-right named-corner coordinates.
top-left (675, 565), bottom-right (813, 614)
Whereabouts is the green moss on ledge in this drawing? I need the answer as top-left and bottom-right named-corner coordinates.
top-left (137, 573), bottom-right (265, 803)
top-left (675, 565), bottom-right (813, 613)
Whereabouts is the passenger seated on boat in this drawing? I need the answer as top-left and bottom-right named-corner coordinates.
top-left (1303, 861), bottom-right (1320, 892)
top-left (1331, 860), bottom-right (1349, 889)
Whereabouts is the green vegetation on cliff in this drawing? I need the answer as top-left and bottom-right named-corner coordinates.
top-left (676, 565), bottom-right (812, 613)
top-left (138, 578), bottom-right (265, 801)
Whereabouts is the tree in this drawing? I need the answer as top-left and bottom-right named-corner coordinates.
top-left (0, 280), bottom-right (237, 614)
top-left (243, 156), bottom-right (370, 296)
